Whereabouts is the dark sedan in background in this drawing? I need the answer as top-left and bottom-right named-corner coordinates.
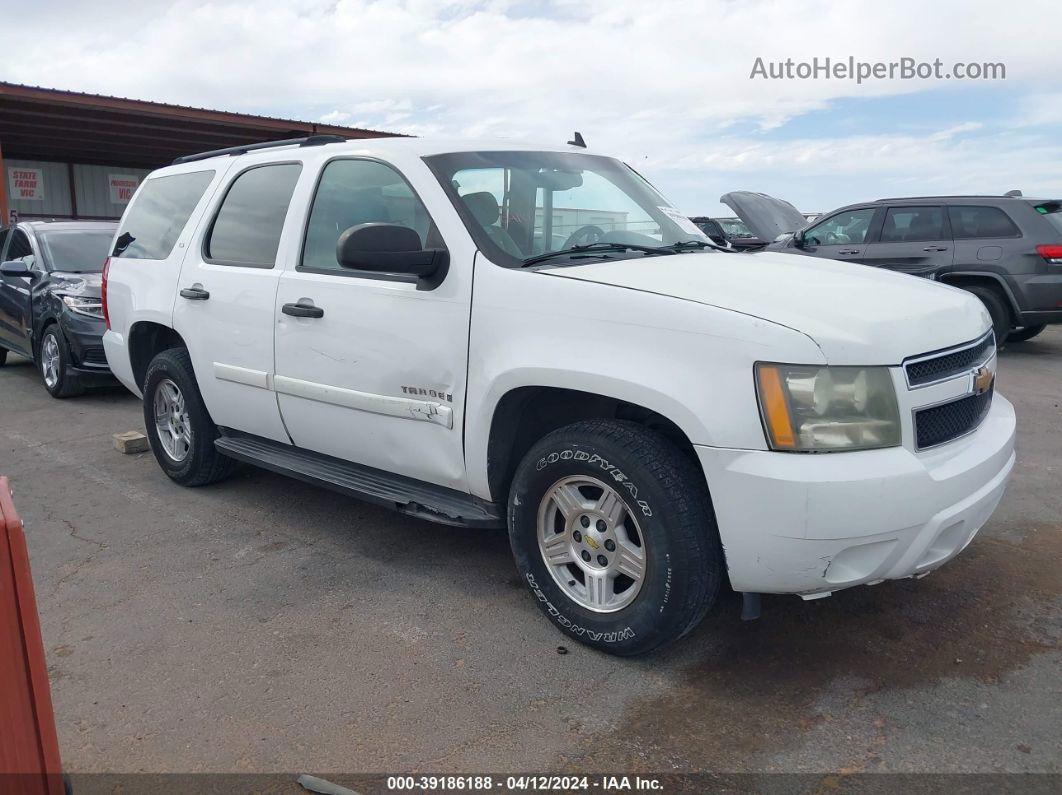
top-left (0, 220), bottom-right (117, 397)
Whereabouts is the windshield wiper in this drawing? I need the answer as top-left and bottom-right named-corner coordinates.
top-left (664, 239), bottom-right (734, 253)
top-left (520, 242), bottom-right (676, 268)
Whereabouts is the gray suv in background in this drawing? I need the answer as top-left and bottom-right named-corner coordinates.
top-left (723, 191), bottom-right (1062, 344)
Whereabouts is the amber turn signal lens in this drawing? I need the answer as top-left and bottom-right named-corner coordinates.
top-left (756, 365), bottom-right (796, 449)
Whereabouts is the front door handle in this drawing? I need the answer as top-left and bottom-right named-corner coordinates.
top-left (282, 302), bottom-right (324, 319)
top-left (179, 286), bottom-right (210, 300)
top-left (838, 249), bottom-right (861, 255)
top-left (922, 246), bottom-right (948, 252)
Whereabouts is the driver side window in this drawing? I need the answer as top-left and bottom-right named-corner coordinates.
top-left (302, 159), bottom-right (435, 272)
top-left (5, 230), bottom-right (35, 267)
top-left (804, 208), bottom-right (876, 246)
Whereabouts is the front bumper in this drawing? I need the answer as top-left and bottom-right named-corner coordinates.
top-left (59, 312), bottom-right (115, 386)
top-left (696, 393), bottom-right (1016, 596)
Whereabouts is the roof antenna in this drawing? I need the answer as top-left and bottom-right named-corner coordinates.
top-left (1004, 189), bottom-right (1022, 197)
top-left (567, 131), bottom-right (586, 148)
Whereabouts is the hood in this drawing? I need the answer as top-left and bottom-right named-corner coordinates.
top-left (48, 272), bottom-right (102, 298)
top-left (542, 251), bottom-right (990, 364)
top-left (721, 191), bottom-right (807, 243)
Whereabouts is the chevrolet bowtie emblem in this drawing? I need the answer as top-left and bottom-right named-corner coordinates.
top-left (972, 365), bottom-right (994, 396)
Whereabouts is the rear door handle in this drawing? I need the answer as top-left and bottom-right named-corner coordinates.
top-left (838, 249), bottom-right (861, 255)
top-left (282, 302), bottom-right (324, 319)
top-left (179, 286), bottom-right (210, 300)
top-left (922, 246), bottom-right (948, 252)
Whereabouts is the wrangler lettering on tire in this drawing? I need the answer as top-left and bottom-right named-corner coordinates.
top-left (508, 419), bottom-right (723, 656)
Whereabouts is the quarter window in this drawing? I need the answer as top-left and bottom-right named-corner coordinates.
top-left (804, 208), bottom-right (876, 246)
top-left (114, 170), bottom-right (215, 260)
top-left (302, 159), bottom-right (434, 272)
top-left (948, 206), bottom-right (1020, 239)
top-left (880, 206), bottom-right (945, 243)
top-left (206, 164), bottom-right (302, 267)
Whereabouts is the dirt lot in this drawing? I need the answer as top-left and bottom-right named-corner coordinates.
top-left (1, 329), bottom-right (1059, 778)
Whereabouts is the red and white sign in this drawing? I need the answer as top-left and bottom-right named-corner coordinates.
top-left (108, 174), bottom-right (139, 204)
top-left (8, 168), bottom-right (43, 201)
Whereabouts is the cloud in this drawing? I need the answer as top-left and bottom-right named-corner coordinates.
top-left (2, 0), bottom-right (1060, 211)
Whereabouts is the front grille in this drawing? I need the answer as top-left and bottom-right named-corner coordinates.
top-left (79, 345), bottom-right (108, 367)
top-left (904, 332), bottom-right (994, 387)
top-left (915, 387), bottom-right (993, 450)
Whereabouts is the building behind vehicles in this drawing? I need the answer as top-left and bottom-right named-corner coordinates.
top-left (102, 137), bottom-right (1015, 656)
top-left (726, 190), bottom-right (1062, 345)
top-left (0, 220), bottom-right (117, 396)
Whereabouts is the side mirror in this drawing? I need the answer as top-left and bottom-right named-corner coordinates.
top-left (791, 229), bottom-right (806, 248)
top-left (336, 224), bottom-right (447, 284)
top-left (0, 260), bottom-right (34, 278)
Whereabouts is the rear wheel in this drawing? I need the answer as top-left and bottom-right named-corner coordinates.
top-left (1008, 324), bottom-right (1046, 343)
top-left (38, 325), bottom-right (85, 398)
top-left (508, 420), bottom-right (723, 656)
top-left (963, 285), bottom-right (1011, 348)
top-left (142, 348), bottom-right (235, 486)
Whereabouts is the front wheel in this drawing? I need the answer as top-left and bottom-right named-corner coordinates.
top-left (508, 420), bottom-right (723, 656)
top-left (142, 348), bottom-right (235, 486)
top-left (39, 326), bottom-right (84, 398)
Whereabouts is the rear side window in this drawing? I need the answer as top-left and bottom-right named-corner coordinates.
top-left (949, 206), bottom-right (1020, 239)
top-left (114, 170), bottom-right (215, 260)
top-left (880, 206), bottom-right (945, 242)
top-left (205, 163), bottom-right (302, 268)
top-left (1034, 202), bottom-right (1062, 236)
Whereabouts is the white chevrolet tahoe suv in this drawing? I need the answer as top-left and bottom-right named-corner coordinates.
top-left (102, 136), bottom-right (1016, 655)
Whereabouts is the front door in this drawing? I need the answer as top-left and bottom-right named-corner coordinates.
top-left (861, 205), bottom-right (954, 277)
top-left (793, 207), bottom-right (879, 263)
top-left (172, 161), bottom-right (304, 443)
top-left (0, 229), bottom-right (37, 356)
top-left (273, 157), bottom-right (472, 491)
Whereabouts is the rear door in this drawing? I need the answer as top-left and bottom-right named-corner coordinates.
top-left (794, 206), bottom-right (879, 263)
top-left (0, 228), bottom-right (37, 355)
top-left (173, 160), bottom-right (304, 443)
top-left (862, 205), bottom-right (954, 277)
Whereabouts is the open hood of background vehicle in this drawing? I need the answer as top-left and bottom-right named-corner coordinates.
top-left (720, 191), bottom-right (808, 243)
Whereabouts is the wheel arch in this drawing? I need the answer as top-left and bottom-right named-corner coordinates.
top-left (482, 383), bottom-right (704, 506)
top-left (128, 321), bottom-right (188, 390)
top-left (938, 272), bottom-right (1020, 320)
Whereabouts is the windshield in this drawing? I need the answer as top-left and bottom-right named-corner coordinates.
top-left (718, 218), bottom-right (754, 238)
top-left (424, 151), bottom-right (708, 266)
top-left (37, 229), bottom-right (116, 272)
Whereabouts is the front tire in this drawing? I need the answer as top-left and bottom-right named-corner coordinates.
top-left (39, 325), bottom-right (84, 398)
top-left (142, 348), bottom-right (235, 486)
top-left (508, 420), bottom-right (723, 656)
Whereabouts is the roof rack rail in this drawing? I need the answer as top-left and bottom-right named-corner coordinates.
top-left (874, 194), bottom-right (1021, 202)
top-left (172, 135), bottom-right (347, 165)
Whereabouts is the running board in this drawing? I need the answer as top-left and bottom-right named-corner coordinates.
top-left (214, 432), bottom-right (504, 529)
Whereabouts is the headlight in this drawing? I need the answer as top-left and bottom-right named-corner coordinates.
top-left (60, 295), bottom-right (104, 319)
top-left (755, 363), bottom-right (900, 452)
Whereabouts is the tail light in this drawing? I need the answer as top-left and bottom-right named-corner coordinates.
top-left (101, 257), bottom-right (111, 329)
top-left (1036, 244), bottom-right (1062, 264)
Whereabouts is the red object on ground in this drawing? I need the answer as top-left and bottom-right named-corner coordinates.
top-left (0, 477), bottom-right (65, 795)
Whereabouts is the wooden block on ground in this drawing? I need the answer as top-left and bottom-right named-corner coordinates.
top-left (113, 431), bottom-right (149, 454)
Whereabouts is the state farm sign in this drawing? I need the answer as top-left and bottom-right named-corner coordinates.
top-left (8, 168), bottom-right (43, 201)
top-left (108, 174), bottom-right (139, 204)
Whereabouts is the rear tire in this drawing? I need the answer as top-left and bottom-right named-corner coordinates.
top-left (963, 285), bottom-right (1011, 349)
top-left (508, 420), bottom-right (723, 656)
top-left (38, 325), bottom-right (85, 398)
top-left (1008, 324), bottom-right (1046, 343)
top-left (142, 347), bottom-right (235, 486)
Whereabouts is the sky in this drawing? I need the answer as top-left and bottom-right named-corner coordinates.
top-left (6, 0), bottom-right (1062, 216)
